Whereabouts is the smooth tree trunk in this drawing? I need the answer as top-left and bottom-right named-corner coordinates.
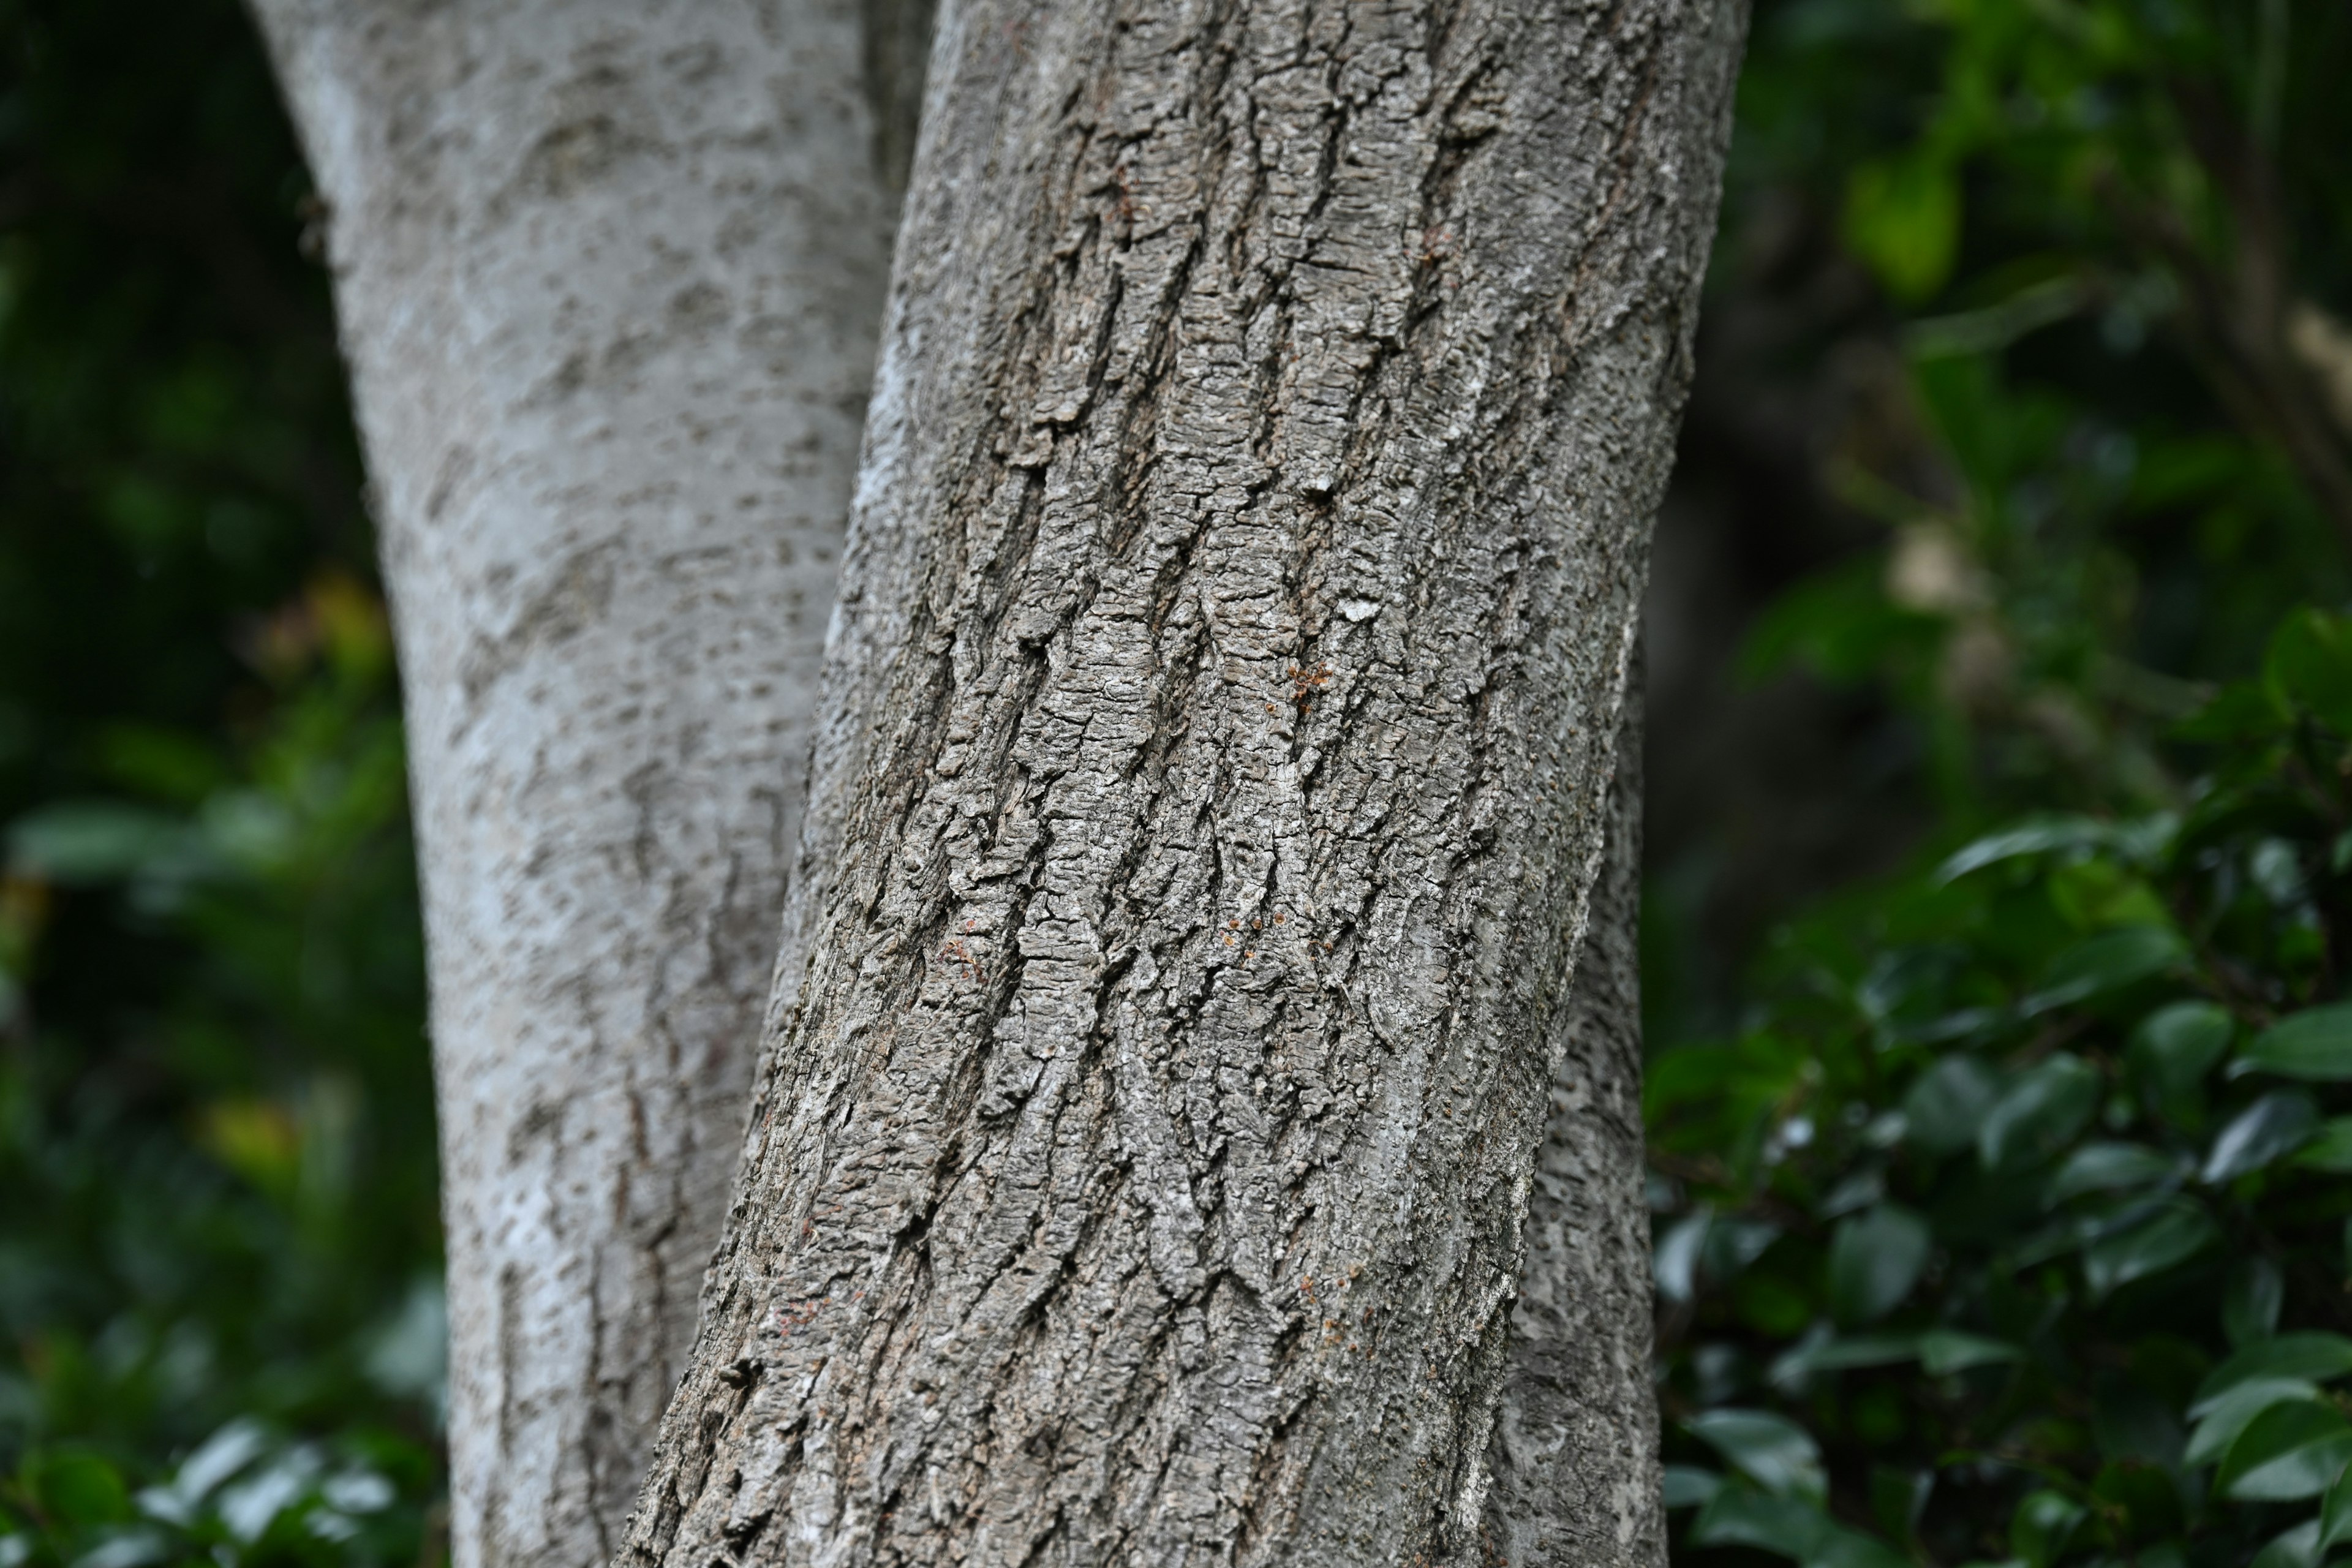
top-left (624, 1), bottom-right (1741, 1562)
top-left (247, 4), bottom-right (917, 1564)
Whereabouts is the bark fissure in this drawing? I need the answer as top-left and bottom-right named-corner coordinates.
top-left (624, 0), bottom-right (1740, 1563)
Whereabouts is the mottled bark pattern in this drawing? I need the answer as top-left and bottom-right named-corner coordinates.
top-left (248, 4), bottom-right (900, 1565)
top-left (628, 0), bottom-right (1739, 1562)
top-left (1486, 681), bottom-right (1660, 1567)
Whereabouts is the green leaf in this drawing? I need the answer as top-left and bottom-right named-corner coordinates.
top-left (1705, 1219), bottom-right (1784, 1286)
top-left (1688, 1489), bottom-right (1910, 1568)
top-left (2321, 1461), bottom-right (2352, 1550)
top-left (26, 1450), bottom-right (132, 1529)
top-left (2130, 1001), bottom-right (2233, 1112)
top-left (6, 801), bottom-right (188, 884)
top-left (2217, 1400), bottom-right (2352, 1500)
top-left (1869, 1466), bottom-right (1931, 1547)
top-left (2177, 679), bottom-right (2290, 744)
top-left (1905, 1055), bottom-right (2000, 1155)
top-left (2249, 839), bottom-right (2308, 908)
top-left (2092, 1369), bottom-right (2188, 1466)
top-left (70, 1527), bottom-right (170, 1568)
top-left (2238, 1005), bottom-right (2352, 1081)
top-left (2048, 858), bottom-right (2171, 932)
top-left (1820, 1169), bottom-right (1887, 1218)
top-left (1828, 1205), bottom-right (1931, 1325)
top-left (1937, 816), bottom-right (2116, 883)
top-left (2226, 1257), bottom-right (2286, 1348)
top-left (1662, 1466), bottom-right (1722, 1510)
top-left (1980, 1055), bottom-right (2101, 1171)
top-left (2089, 1459), bottom-right (2184, 1545)
top-left (2197, 1334), bottom-right (2352, 1414)
top-left (1654, 1213), bottom-right (1708, 1303)
top-left (1690, 1487), bottom-right (1830, 1558)
top-left (1807, 1527), bottom-right (1912, 1568)
top-left (1686, 1409), bottom-right (1828, 1502)
top-left (1906, 277), bottom-right (2087, 361)
top-left (213, 1449), bottom-right (322, 1542)
top-left (2251, 1521), bottom-right (2324, 1568)
top-left (1771, 1333), bottom-right (1921, 1386)
top-left (2264, 609), bottom-right (2352, 733)
top-left (2297, 1117), bottom-right (2352, 1172)
top-left (1844, 154), bottom-right (1961, 302)
top-left (1656, 1210), bottom-right (1782, 1302)
top-left (1919, 1330), bottom-right (2022, 1375)
top-left (2205, 1091), bottom-right (2322, 1183)
top-left (2048, 1142), bottom-right (2177, 1204)
top-left (1734, 550), bottom-right (1945, 687)
top-left (2185, 1378), bottom-right (2323, 1467)
top-left (94, 723), bottom-right (228, 804)
top-left (2082, 1197), bottom-right (2218, 1298)
top-left (2022, 927), bottom-right (2184, 1014)
top-left (189, 1420), bottom-right (276, 1498)
top-left (2010, 1489), bottom-right (2086, 1568)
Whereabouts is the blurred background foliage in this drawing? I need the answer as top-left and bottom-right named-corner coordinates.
top-left (0, 0), bottom-right (440, 1563)
top-left (1646, 4), bottom-right (2352, 1568)
top-left (4, 1), bottom-right (2352, 1566)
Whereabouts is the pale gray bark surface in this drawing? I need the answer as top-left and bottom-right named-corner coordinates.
top-left (247, 5), bottom-right (900, 1566)
top-left (626, 1), bottom-right (1740, 1562)
top-left (1485, 679), bottom-right (1659, 1567)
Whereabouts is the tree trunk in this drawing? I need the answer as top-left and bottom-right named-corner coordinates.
top-left (1485, 674), bottom-right (1657, 1567)
top-left (246, 4), bottom-right (914, 1565)
top-left (624, 1), bottom-right (1741, 1562)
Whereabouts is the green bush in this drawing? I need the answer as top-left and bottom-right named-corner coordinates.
top-left (0, 594), bottom-right (441, 1567)
top-left (1656, 4), bottom-right (2352, 1567)
top-left (0, 1420), bottom-right (438, 1568)
top-left (0, 0), bottom-right (443, 1556)
top-left (1656, 610), bottom-right (2352, 1568)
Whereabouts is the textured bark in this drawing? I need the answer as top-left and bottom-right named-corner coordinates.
top-left (625, 1), bottom-right (1740, 1563)
top-left (246, 5), bottom-right (903, 1566)
top-left (1485, 676), bottom-right (1659, 1567)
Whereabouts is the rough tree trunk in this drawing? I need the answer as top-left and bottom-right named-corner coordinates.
top-left (246, 4), bottom-right (916, 1565)
top-left (624, 1), bottom-right (1740, 1563)
top-left (1485, 677), bottom-right (1655, 1566)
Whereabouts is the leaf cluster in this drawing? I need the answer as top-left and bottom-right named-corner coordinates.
top-left (1656, 619), bottom-right (2352, 1568)
top-left (0, 1420), bottom-right (437, 1568)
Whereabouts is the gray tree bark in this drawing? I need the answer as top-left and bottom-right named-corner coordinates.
top-left (624, 1), bottom-right (1740, 1563)
top-left (1485, 677), bottom-right (1656, 1567)
top-left (245, 5), bottom-right (913, 1566)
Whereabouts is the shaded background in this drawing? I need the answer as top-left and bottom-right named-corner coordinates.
top-left (4, 2), bottom-right (2351, 1566)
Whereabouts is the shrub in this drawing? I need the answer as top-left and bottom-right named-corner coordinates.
top-left (1656, 610), bottom-right (2352, 1568)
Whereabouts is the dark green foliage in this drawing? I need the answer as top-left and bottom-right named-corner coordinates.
top-left (0, 0), bottom-right (441, 1562)
top-left (2, 1422), bottom-right (437, 1568)
top-left (1657, 620), bottom-right (2352, 1568)
top-left (1655, 6), bottom-right (2352, 1568)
